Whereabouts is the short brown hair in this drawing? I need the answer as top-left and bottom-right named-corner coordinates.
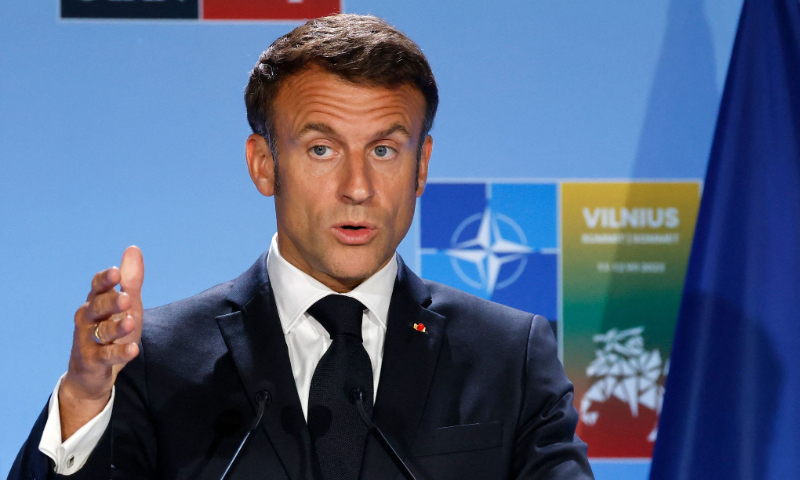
top-left (244, 14), bottom-right (438, 164)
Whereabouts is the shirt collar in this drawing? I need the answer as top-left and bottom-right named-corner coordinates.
top-left (266, 233), bottom-right (397, 334)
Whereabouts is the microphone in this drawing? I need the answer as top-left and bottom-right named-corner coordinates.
top-left (350, 388), bottom-right (419, 480)
top-left (219, 389), bottom-right (272, 480)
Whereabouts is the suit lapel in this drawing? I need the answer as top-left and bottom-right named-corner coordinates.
top-left (361, 256), bottom-right (446, 478)
top-left (216, 253), bottom-right (315, 480)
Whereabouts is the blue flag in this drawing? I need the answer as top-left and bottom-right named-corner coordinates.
top-left (649, 1), bottom-right (800, 479)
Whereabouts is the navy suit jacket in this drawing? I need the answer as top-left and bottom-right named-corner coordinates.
top-left (10, 254), bottom-right (593, 479)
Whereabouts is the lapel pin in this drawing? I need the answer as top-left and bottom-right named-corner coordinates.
top-left (413, 323), bottom-right (427, 333)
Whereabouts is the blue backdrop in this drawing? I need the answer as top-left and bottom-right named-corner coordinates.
top-left (0, 1), bottom-right (744, 477)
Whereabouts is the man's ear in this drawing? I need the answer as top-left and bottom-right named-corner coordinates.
top-left (245, 133), bottom-right (275, 197)
top-left (416, 135), bottom-right (433, 197)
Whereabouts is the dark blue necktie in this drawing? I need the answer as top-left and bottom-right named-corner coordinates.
top-left (307, 295), bottom-right (374, 480)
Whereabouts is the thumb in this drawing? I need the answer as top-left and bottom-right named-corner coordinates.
top-left (120, 246), bottom-right (145, 300)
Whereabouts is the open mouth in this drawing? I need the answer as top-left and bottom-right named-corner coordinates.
top-left (332, 223), bottom-right (376, 244)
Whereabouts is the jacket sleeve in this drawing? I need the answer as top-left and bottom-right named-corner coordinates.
top-left (7, 343), bottom-right (157, 480)
top-left (107, 339), bottom-right (158, 479)
top-left (510, 315), bottom-right (595, 480)
top-left (8, 401), bottom-right (57, 480)
top-left (7, 400), bottom-right (113, 480)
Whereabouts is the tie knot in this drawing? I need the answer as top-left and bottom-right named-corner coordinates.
top-left (307, 295), bottom-right (366, 339)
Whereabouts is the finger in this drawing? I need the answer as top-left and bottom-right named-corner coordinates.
top-left (120, 246), bottom-right (144, 299)
top-left (85, 290), bottom-right (131, 321)
top-left (94, 315), bottom-right (137, 344)
top-left (87, 267), bottom-right (121, 301)
top-left (96, 342), bottom-right (139, 366)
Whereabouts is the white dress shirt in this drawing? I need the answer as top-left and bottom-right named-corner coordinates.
top-left (39, 233), bottom-right (397, 475)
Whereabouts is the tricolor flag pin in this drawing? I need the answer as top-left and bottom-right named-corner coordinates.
top-left (413, 323), bottom-right (427, 333)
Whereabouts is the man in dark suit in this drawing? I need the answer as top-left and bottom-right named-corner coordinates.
top-left (10, 14), bottom-right (593, 480)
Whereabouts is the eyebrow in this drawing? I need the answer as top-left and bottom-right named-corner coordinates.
top-left (293, 122), bottom-right (412, 141)
top-left (373, 123), bottom-right (412, 140)
top-left (295, 122), bottom-right (338, 139)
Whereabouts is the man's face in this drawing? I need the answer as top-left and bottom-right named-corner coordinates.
top-left (246, 66), bottom-right (432, 292)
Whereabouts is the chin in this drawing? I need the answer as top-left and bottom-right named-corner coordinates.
top-left (325, 247), bottom-right (387, 282)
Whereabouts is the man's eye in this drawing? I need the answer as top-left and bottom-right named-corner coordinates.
top-left (311, 145), bottom-right (333, 158)
top-left (373, 145), bottom-right (396, 158)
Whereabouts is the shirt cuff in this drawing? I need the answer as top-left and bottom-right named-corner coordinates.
top-left (38, 373), bottom-right (115, 475)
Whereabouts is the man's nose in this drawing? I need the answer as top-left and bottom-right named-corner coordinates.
top-left (338, 153), bottom-right (375, 204)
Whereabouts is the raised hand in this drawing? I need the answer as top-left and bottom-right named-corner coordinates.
top-left (58, 246), bottom-right (145, 440)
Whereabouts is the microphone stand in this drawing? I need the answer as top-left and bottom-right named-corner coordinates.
top-left (219, 390), bottom-right (271, 480)
top-left (351, 388), bottom-right (419, 480)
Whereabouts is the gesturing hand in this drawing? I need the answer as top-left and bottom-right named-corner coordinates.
top-left (59, 246), bottom-right (145, 440)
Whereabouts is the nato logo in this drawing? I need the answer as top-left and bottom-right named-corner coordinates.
top-left (420, 182), bottom-right (559, 328)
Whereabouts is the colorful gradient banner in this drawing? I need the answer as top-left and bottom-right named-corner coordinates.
top-left (561, 182), bottom-right (700, 458)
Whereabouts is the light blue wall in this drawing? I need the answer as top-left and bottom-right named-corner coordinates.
top-left (0, 0), bottom-right (743, 475)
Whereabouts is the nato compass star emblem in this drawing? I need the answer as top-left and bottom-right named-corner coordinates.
top-left (445, 207), bottom-right (533, 295)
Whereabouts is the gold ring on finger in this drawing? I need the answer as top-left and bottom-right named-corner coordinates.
top-left (93, 323), bottom-right (107, 345)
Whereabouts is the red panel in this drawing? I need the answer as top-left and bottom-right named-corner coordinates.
top-left (576, 397), bottom-right (659, 458)
top-left (203, 0), bottom-right (341, 20)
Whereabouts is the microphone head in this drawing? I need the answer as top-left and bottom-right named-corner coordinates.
top-left (254, 381), bottom-right (276, 406)
top-left (349, 387), bottom-right (365, 404)
top-left (256, 390), bottom-right (272, 406)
